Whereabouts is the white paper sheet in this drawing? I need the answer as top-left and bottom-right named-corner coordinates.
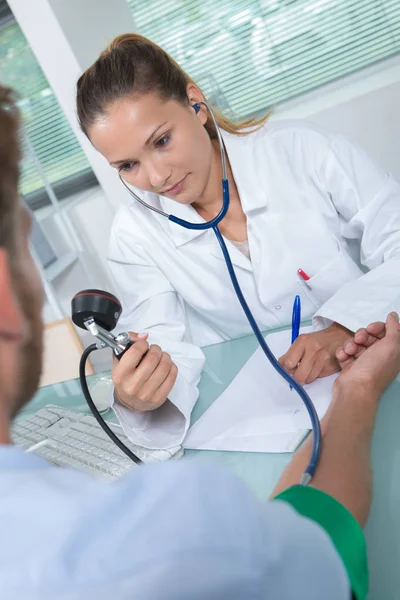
top-left (184, 327), bottom-right (338, 453)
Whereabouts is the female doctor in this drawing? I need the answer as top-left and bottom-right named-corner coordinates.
top-left (76, 33), bottom-right (400, 450)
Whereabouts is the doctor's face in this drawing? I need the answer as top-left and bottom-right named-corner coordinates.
top-left (88, 93), bottom-right (214, 205)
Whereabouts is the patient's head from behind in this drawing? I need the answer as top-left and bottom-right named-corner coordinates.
top-left (0, 85), bottom-right (43, 436)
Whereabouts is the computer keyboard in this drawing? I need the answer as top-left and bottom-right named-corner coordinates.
top-left (12, 405), bottom-right (184, 481)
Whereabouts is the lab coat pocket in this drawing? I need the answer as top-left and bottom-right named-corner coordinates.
top-left (303, 243), bottom-right (364, 309)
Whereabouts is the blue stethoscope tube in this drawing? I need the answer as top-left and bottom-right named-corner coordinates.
top-left (118, 102), bottom-right (321, 484)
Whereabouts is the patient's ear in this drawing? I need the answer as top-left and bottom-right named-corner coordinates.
top-left (0, 248), bottom-right (24, 342)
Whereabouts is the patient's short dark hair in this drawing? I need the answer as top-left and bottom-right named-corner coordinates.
top-left (0, 85), bottom-right (20, 253)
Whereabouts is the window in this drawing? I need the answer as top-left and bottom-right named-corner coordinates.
top-left (126, 0), bottom-right (400, 116)
top-left (0, 2), bottom-right (97, 209)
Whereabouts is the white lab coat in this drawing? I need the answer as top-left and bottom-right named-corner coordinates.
top-left (108, 120), bottom-right (400, 449)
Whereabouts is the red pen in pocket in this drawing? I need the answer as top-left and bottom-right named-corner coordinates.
top-left (298, 268), bottom-right (311, 288)
top-left (297, 268), bottom-right (310, 281)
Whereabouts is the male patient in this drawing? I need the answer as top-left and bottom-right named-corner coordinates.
top-left (1, 84), bottom-right (400, 600)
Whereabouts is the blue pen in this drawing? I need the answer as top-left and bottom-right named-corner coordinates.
top-left (290, 295), bottom-right (301, 389)
top-left (291, 294), bottom-right (301, 344)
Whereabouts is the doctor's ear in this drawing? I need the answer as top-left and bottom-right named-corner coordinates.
top-left (189, 99), bottom-right (207, 126)
top-left (186, 83), bottom-right (207, 124)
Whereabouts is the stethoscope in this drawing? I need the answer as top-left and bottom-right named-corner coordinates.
top-left (118, 101), bottom-right (321, 485)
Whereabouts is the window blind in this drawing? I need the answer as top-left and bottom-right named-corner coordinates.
top-left (127, 0), bottom-right (400, 116)
top-left (0, 7), bottom-right (97, 207)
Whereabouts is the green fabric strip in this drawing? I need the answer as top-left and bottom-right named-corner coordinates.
top-left (274, 486), bottom-right (368, 600)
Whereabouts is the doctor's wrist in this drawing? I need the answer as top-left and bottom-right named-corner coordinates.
top-left (327, 321), bottom-right (353, 338)
top-left (114, 387), bottom-right (168, 413)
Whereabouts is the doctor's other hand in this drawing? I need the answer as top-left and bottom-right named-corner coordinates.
top-left (335, 312), bottom-right (400, 399)
top-left (112, 332), bottom-right (178, 412)
top-left (279, 322), bottom-right (352, 385)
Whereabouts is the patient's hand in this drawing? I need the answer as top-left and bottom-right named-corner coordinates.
top-left (336, 321), bottom-right (386, 371)
top-left (336, 313), bottom-right (400, 399)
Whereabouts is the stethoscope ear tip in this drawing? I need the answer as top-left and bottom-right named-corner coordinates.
top-left (192, 103), bottom-right (201, 114)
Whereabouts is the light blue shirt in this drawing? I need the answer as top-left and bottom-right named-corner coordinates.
top-left (0, 446), bottom-right (350, 599)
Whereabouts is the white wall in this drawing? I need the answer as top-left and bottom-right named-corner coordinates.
top-left (273, 55), bottom-right (400, 180)
top-left (47, 0), bottom-right (136, 69)
top-left (299, 80), bottom-right (400, 181)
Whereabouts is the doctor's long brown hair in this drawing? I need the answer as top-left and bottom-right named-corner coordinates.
top-left (76, 33), bottom-right (270, 140)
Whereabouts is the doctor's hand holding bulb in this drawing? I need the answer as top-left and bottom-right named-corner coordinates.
top-left (76, 34), bottom-right (400, 449)
top-left (111, 332), bottom-right (178, 412)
